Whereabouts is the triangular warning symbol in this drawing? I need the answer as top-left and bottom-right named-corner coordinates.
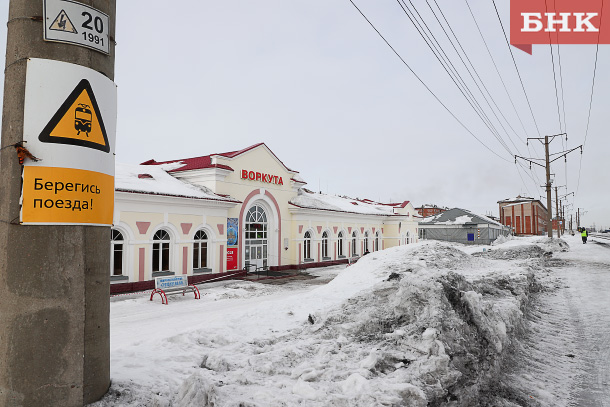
top-left (49, 10), bottom-right (78, 34)
top-left (39, 79), bottom-right (110, 153)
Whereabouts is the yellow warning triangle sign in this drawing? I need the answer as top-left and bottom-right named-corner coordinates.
top-left (49, 10), bottom-right (78, 34)
top-left (39, 79), bottom-right (110, 153)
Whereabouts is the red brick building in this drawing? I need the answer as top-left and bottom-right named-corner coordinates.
top-left (498, 196), bottom-right (548, 236)
top-left (416, 204), bottom-right (447, 218)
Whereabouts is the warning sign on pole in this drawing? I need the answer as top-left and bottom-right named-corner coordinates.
top-left (21, 58), bottom-right (117, 226)
top-left (43, 0), bottom-right (110, 55)
top-left (39, 79), bottom-right (110, 152)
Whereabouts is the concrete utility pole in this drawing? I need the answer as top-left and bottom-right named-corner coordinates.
top-left (0, 1), bottom-right (115, 406)
top-left (555, 187), bottom-right (560, 238)
top-left (545, 137), bottom-right (553, 237)
top-left (515, 134), bottom-right (581, 238)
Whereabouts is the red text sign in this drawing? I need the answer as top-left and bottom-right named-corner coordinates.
top-left (226, 247), bottom-right (238, 270)
top-left (241, 169), bottom-right (284, 186)
top-left (510, 0), bottom-right (609, 54)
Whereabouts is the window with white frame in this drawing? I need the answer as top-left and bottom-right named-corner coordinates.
top-left (406, 231), bottom-right (411, 244)
top-left (322, 231), bottom-right (329, 258)
top-left (364, 231), bottom-right (369, 253)
top-left (375, 231), bottom-right (380, 251)
top-left (304, 231), bottom-right (312, 259)
top-left (111, 229), bottom-right (124, 276)
top-left (152, 229), bottom-right (171, 272)
top-left (352, 231), bottom-right (358, 256)
top-left (338, 232), bottom-right (344, 257)
top-left (193, 229), bottom-right (208, 270)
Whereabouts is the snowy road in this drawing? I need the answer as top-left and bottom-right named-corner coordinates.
top-left (503, 234), bottom-right (610, 407)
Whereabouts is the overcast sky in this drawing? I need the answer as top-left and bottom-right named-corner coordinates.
top-left (1, 0), bottom-right (608, 229)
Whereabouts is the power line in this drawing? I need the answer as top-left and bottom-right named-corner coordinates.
top-left (491, 0), bottom-right (542, 138)
top-left (464, 0), bottom-right (531, 143)
top-left (547, 0), bottom-right (569, 191)
top-left (426, 0), bottom-right (523, 155)
top-left (466, 0), bottom-right (546, 192)
top-left (346, 0), bottom-right (511, 162)
top-left (489, 0), bottom-right (548, 195)
top-left (541, 0), bottom-right (563, 135)
top-left (395, 0), bottom-right (515, 157)
top-left (576, 0), bottom-right (604, 197)
top-left (395, 0), bottom-right (499, 140)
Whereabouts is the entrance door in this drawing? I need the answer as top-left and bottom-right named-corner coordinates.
top-left (244, 205), bottom-right (269, 270)
top-left (246, 243), bottom-right (268, 269)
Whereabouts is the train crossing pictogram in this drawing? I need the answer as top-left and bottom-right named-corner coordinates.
top-left (38, 79), bottom-right (110, 152)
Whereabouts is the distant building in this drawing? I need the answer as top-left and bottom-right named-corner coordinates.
top-left (551, 218), bottom-right (566, 233)
top-left (418, 208), bottom-right (510, 245)
top-left (416, 204), bottom-right (448, 218)
top-left (497, 196), bottom-right (548, 236)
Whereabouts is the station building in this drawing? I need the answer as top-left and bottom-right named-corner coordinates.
top-left (111, 143), bottom-right (419, 291)
top-left (498, 195), bottom-right (548, 236)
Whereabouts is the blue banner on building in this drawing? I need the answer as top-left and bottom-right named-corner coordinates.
top-left (227, 218), bottom-right (238, 247)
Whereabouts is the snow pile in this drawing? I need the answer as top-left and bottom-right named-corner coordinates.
top-left (478, 238), bottom-right (569, 261)
top-left (91, 241), bottom-right (543, 406)
top-left (492, 234), bottom-right (512, 245)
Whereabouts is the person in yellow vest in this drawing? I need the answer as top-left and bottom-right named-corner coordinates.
top-left (581, 228), bottom-right (588, 244)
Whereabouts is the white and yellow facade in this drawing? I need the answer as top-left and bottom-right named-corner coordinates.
top-left (111, 143), bottom-right (418, 291)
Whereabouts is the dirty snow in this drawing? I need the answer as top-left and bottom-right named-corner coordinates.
top-left (90, 235), bottom-right (610, 406)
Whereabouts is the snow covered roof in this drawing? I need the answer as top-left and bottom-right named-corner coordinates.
top-left (115, 163), bottom-right (240, 203)
top-left (289, 190), bottom-right (406, 216)
top-left (498, 196), bottom-right (539, 204)
top-left (420, 208), bottom-right (504, 227)
top-left (415, 204), bottom-right (448, 210)
top-left (140, 143), bottom-right (298, 174)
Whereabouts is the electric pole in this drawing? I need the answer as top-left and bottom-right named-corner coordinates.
top-left (0, 1), bottom-right (115, 405)
top-left (515, 133), bottom-right (581, 238)
top-left (554, 187), bottom-right (561, 238)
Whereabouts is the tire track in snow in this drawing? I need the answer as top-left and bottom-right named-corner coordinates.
top-left (503, 258), bottom-right (610, 407)
top-left (560, 261), bottom-right (610, 407)
top-left (503, 280), bottom-right (586, 406)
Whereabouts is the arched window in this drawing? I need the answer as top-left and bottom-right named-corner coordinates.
top-left (193, 230), bottom-right (208, 270)
top-left (303, 231), bottom-right (312, 260)
top-left (352, 231), bottom-right (358, 256)
top-left (364, 231), bottom-right (369, 253)
top-left (322, 231), bottom-right (329, 259)
top-left (111, 229), bottom-right (124, 276)
top-left (338, 232), bottom-right (344, 257)
top-left (153, 229), bottom-right (171, 272)
top-left (375, 231), bottom-right (380, 251)
top-left (245, 206), bottom-right (267, 240)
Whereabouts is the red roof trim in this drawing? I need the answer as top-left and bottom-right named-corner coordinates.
top-left (141, 143), bottom-right (298, 174)
top-left (213, 143), bottom-right (298, 173)
top-left (140, 155), bottom-right (234, 173)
